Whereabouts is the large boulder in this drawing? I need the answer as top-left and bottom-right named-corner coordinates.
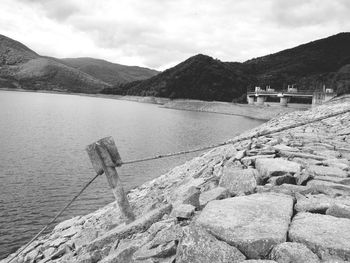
top-left (269, 242), bottom-right (320, 263)
top-left (176, 225), bottom-right (246, 263)
top-left (289, 212), bottom-right (350, 261)
top-left (219, 168), bottom-right (258, 195)
top-left (255, 158), bottom-right (301, 180)
top-left (197, 193), bottom-right (294, 259)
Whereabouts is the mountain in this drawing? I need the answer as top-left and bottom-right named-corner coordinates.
top-left (2, 33), bottom-right (350, 99)
top-left (0, 34), bottom-right (158, 93)
top-left (243, 32), bottom-right (350, 91)
top-left (60, 57), bottom-right (158, 85)
top-left (0, 34), bottom-right (38, 64)
top-left (102, 33), bottom-right (350, 101)
top-left (101, 54), bottom-right (252, 102)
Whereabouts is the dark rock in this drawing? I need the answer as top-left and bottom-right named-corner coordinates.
top-left (268, 174), bottom-right (296, 186)
top-left (295, 172), bottom-right (313, 185)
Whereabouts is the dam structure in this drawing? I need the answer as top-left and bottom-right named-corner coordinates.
top-left (247, 86), bottom-right (336, 106)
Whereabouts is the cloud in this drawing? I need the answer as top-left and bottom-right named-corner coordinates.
top-left (270, 0), bottom-right (350, 28)
top-left (18, 0), bottom-right (81, 21)
top-left (0, 0), bottom-right (349, 70)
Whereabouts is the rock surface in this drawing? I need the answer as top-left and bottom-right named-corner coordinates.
top-left (269, 242), bottom-right (320, 263)
top-left (306, 165), bottom-right (348, 178)
top-left (255, 158), bottom-right (301, 180)
top-left (170, 204), bottom-right (195, 219)
top-left (219, 167), bottom-right (258, 195)
top-left (199, 186), bottom-right (229, 207)
top-left (176, 225), bottom-right (246, 263)
top-left (87, 204), bottom-right (172, 251)
top-left (326, 203), bottom-right (350, 219)
top-left (197, 193), bottom-right (294, 259)
top-left (4, 97), bottom-right (350, 263)
top-left (289, 212), bottom-right (350, 261)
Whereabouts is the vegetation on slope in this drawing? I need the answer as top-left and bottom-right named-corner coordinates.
top-left (244, 32), bottom-right (350, 91)
top-left (61, 57), bottom-right (159, 85)
top-left (102, 54), bottom-right (252, 102)
top-left (2, 32), bottom-right (350, 99)
top-left (0, 34), bottom-right (158, 93)
top-left (102, 33), bottom-right (350, 101)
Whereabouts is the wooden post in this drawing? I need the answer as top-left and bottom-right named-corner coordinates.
top-left (86, 136), bottom-right (135, 223)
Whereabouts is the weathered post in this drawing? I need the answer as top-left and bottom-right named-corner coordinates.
top-left (86, 136), bottom-right (135, 223)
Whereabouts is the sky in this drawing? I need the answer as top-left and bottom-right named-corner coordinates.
top-left (0, 0), bottom-right (349, 70)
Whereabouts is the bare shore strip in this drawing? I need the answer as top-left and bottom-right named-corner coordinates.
top-left (3, 95), bottom-right (350, 263)
top-left (0, 88), bottom-right (309, 121)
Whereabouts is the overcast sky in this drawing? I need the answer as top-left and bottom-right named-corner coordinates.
top-left (1, 0), bottom-right (349, 70)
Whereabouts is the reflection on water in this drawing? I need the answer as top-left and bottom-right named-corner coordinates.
top-left (0, 90), bottom-right (264, 258)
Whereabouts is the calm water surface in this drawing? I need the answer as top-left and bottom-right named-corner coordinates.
top-left (0, 90), bottom-right (264, 258)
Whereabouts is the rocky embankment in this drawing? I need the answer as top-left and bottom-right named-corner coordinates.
top-left (162, 99), bottom-right (308, 120)
top-left (3, 99), bottom-right (350, 263)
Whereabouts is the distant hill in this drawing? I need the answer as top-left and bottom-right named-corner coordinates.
top-left (102, 33), bottom-right (350, 101)
top-left (60, 57), bottom-right (158, 85)
top-left (243, 32), bottom-right (350, 91)
top-left (101, 54), bottom-right (252, 102)
top-left (0, 34), bottom-right (158, 93)
top-left (0, 35), bottom-right (38, 64)
top-left (2, 33), bottom-right (350, 99)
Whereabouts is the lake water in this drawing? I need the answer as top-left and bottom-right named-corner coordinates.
top-left (0, 90), bottom-right (264, 258)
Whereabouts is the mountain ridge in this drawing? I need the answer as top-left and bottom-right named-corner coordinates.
top-left (60, 57), bottom-right (159, 85)
top-left (0, 34), bottom-right (158, 93)
top-left (1, 33), bottom-right (350, 99)
top-left (102, 32), bottom-right (350, 101)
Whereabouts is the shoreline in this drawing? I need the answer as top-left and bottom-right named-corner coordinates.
top-left (3, 96), bottom-right (350, 262)
top-left (0, 88), bottom-right (310, 121)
